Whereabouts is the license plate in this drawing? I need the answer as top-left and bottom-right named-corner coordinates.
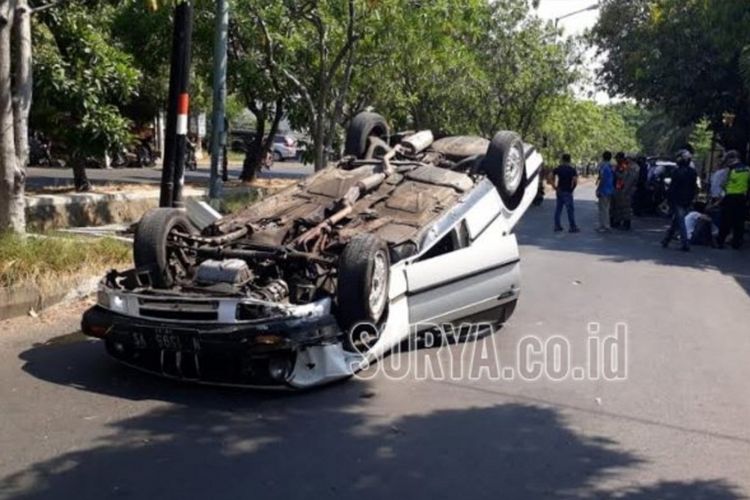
top-left (131, 327), bottom-right (200, 352)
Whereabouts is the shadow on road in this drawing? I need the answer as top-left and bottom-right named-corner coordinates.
top-left (519, 199), bottom-right (750, 299)
top-left (5, 334), bottom-right (743, 499)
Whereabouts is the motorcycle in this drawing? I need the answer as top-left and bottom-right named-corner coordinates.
top-left (29, 133), bottom-right (65, 167)
top-left (111, 138), bottom-right (157, 169)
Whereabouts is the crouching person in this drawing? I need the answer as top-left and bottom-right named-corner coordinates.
top-left (685, 202), bottom-right (718, 247)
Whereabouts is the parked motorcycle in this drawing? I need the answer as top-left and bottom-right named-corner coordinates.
top-left (111, 138), bottom-right (156, 169)
top-left (29, 133), bottom-right (65, 167)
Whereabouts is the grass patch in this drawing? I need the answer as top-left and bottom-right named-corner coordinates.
top-left (220, 191), bottom-right (264, 214)
top-left (0, 233), bottom-right (131, 289)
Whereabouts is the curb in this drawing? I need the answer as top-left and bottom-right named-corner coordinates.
top-left (0, 275), bottom-right (100, 322)
top-left (24, 184), bottom-right (281, 231)
top-left (25, 187), bottom-right (206, 232)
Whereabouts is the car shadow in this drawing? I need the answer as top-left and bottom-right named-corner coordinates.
top-left (17, 332), bottom-right (360, 407)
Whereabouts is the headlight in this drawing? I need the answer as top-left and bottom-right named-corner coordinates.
top-left (99, 291), bottom-right (127, 314)
top-left (110, 294), bottom-right (127, 313)
top-left (96, 289), bottom-right (110, 309)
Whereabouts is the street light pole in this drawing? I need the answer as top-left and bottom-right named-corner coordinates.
top-left (208, 0), bottom-right (228, 202)
top-left (554, 2), bottom-right (599, 30)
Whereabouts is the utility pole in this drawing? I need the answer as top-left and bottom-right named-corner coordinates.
top-left (553, 2), bottom-right (599, 30)
top-left (160, 0), bottom-right (193, 208)
top-left (208, 0), bottom-right (228, 202)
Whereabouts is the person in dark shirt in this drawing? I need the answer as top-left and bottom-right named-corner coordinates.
top-left (661, 149), bottom-right (698, 251)
top-left (552, 153), bottom-right (580, 233)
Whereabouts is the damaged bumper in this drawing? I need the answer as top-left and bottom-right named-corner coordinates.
top-left (82, 290), bottom-right (359, 389)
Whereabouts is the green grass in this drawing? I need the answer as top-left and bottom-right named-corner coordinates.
top-left (220, 191), bottom-right (263, 214)
top-left (0, 233), bottom-right (131, 288)
top-left (226, 151), bottom-right (246, 163)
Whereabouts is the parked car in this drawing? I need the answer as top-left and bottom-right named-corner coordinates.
top-left (82, 112), bottom-right (543, 389)
top-left (271, 134), bottom-right (297, 162)
top-left (229, 131), bottom-right (297, 163)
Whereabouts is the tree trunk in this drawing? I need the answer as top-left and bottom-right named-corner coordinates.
top-left (240, 113), bottom-right (265, 182)
top-left (10, 0), bottom-right (30, 232)
top-left (313, 118), bottom-right (326, 171)
top-left (0, 0), bottom-right (22, 232)
top-left (72, 154), bottom-right (91, 192)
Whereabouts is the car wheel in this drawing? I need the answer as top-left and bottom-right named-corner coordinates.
top-left (344, 112), bottom-right (390, 159)
top-left (134, 208), bottom-right (197, 288)
top-left (273, 151), bottom-right (283, 162)
top-left (337, 234), bottom-right (390, 350)
top-left (481, 131), bottom-right (527, 209)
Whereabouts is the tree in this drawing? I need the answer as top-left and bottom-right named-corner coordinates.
top-left (32, 3), bottom-right (140, 191)
top-left (589, 0), bottom-right (750, 156)
top-left (252, 1), bottom-right (361, 171)
top-left (226, 0), bottom-right (288, 181)
top-left (0, 0), bottom-right (32, 233)
top-left (348, 0), bottom-right (578, 144)
top-left (539, 96), bottom-right (639, 165)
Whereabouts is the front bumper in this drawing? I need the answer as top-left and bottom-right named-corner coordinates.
top-left (82, 305), bottom-right (348, 388)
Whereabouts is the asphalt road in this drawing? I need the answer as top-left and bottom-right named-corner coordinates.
top-left (1, 186), bottom-right (749, 499)
top-left (26, 161), bottom-right (314, 190)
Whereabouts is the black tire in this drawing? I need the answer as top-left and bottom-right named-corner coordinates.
top-left (480, 131), bottom-right (527, 209)
top-left (337, 234), bottom-right (390, 347)
top-left (134, 208), bottom-right (196, 288)
top-left (273, 151), bottom-right (283, 162)
top-left (344, 112), bottom-right (389, 159)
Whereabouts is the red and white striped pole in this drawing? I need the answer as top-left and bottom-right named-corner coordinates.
top-left (176, 93), bottom-right (189, 137)
top-left (159, 1), bottom-right (193, 208)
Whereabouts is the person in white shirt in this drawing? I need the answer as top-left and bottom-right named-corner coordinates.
top-left (684, 204), bottom-right (718, 246)
top-left (709, 165), bottom-right (729, 201)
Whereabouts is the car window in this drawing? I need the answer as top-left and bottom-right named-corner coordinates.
top-left (418, 221), bottom-right (469, 262)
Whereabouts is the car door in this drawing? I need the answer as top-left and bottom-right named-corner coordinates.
top-left (404, 186), bottom-right (521, 326)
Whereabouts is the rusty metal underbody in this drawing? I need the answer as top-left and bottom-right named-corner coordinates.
top-left (212, 162), bottom-right (475, 257)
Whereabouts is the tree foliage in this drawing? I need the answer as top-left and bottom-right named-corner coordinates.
top-left (32, 2), bottom-right (141, 189)
top-left (539, 96), bottom-right (639, 166)
top-left (590, 0), bottom-right (750, 154)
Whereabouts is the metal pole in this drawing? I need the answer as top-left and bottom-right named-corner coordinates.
top-left (209, 0), bottom-right (228, 201)
top-left (159, 1), bottom-right (192, 208)
top-left (171, 2), bottom-right (193, 208)
top-left (159, 2), bottom-right (184, 207)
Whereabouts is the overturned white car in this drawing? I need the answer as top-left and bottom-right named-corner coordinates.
top-left (82, 112), bottom-right (543, 388)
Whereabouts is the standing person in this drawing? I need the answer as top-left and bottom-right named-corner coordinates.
top-left (706, 153), bottom-right (729, 228)
top-left (611, 152), bottom-right (639, 230)
top-left (717, 150), bottom-right (750, 249)
top-left (596, 151), bottom-right (615, 232)
top-left (661, 150), bottom-right (698, 251)
top-left (552, 153), bottom-right (580, 232)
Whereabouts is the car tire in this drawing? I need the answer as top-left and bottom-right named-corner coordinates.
top-left (344, 112), bottom-right (390, 159)
top-left (481, 131), bottom-right (527, 209)
top-left (273, 151), bottom-right (283, 162)
top-left (337, 234), bottom-right (390, 349)
top-left (134, 208), bottom-right (196, 288)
